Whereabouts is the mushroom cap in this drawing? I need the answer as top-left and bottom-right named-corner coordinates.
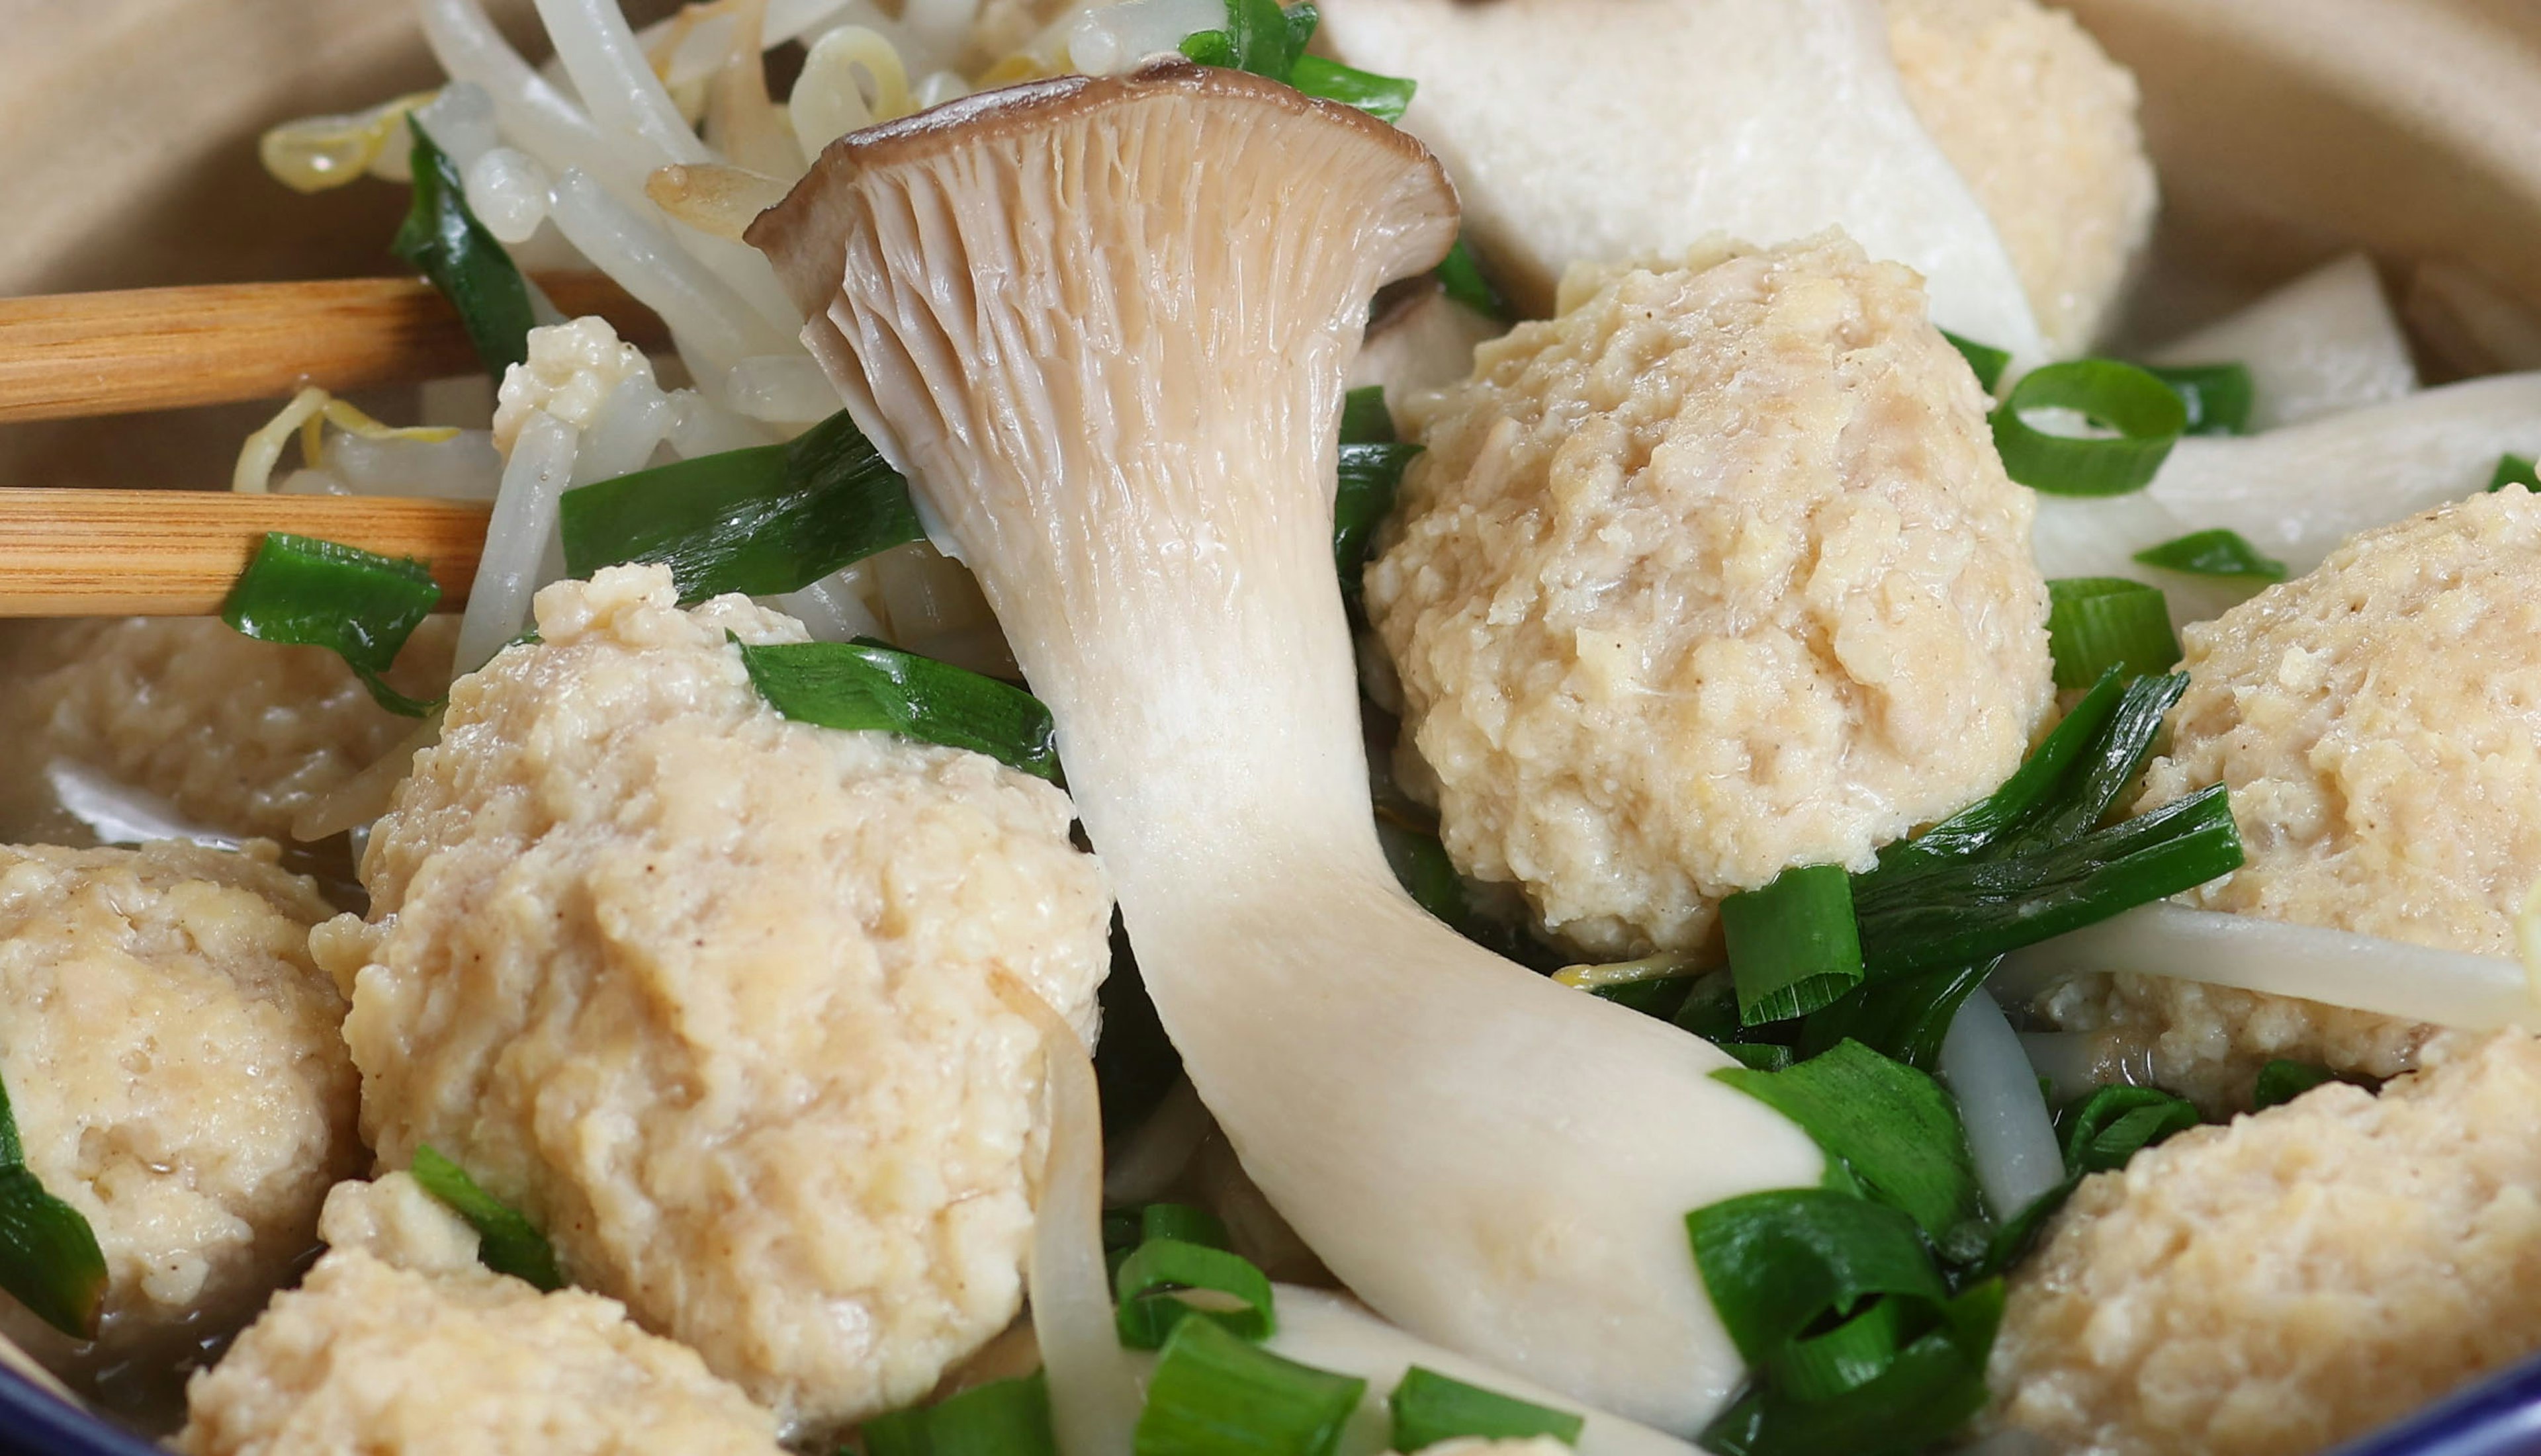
top-left (748, 60), bottom-right (1459, 511)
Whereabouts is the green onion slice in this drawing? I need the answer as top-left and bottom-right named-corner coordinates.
top-left (2045, 577), bottom-right (2182, 690)
top-left (1720, 865), bottom-right (1865, 1026)
top-left (1141, 1202), bottom-right (1232, 1250)
top-left (1714, 1041), bottom-right (1981, 1246)
top-left (1971, 1179), bottom-right (2076, 1281)
top-left (2252, 1059), bottom-right (2344, 1110)
top-left (1875, 667), bottom-right (2128, 871)
top-left (1699, 1280), bottom-right (2000, 1456)
top-left (1288, 54), bottom-right (1417, 122)
top-left (1687, 1189), bottom-right (1947, 1367)
top-left (1434, 237), bottom-right (1508, 321)
top-left (865, 1373), bottom-right (1059, 1456)
top-left (0, 1066), bottom-right (107, 1340)
top-left (393, 120), bottom-right (535, 377)
top-left (1114, 1237), bottom-right (1278, 1349)
top-left (1988, 359), bottom-right (2188, 496)
top-left (409, 1144), bottom-right (564, 1291)
top-left (1990, 672), bottom-right (2186, 856)
top-left (560, 407), bottom-right (923, 605)
top-left (1389, 1367), bottom-right (1583, 1451)
top-left (1376, 816), bottom-right (1469, 929)
top-left (2133, 528), bottom-right (2286, 581)
top-left (2060, 1086), bottom-right (2200, 1176)
top-left (1339, 386), bottom-right (1396, 446)
top-left (1939, 330), bottom-right (2010, 394)
top-left (2489, 453), bottom-right (2540, 493)
top-left (1853, 783), bottom-right (2244, 980)
top-left (735, 636), bottom-right (1058, 779)
top-left (222, 532), bottom-right (444, 717)
top-left (1134, 1314), bottom-right (1368, 1456)
top-left (1795, 961), bottom-right (1994, 1075)
top-left (1334, 441), bottom-right (1423, 603)
top-left (2142, 363), bottom-right (2255, 437)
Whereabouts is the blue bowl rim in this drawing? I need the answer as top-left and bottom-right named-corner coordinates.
top-left (2, 1330), bottom-right (2540, 1455)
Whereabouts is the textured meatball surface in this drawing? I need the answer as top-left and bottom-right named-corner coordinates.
top-left (1992, 1033), bottom-right (2541, 1456)
top-left (329, 565), bottom-right (1112, 1434)
top-left (2039, 490), bottom-right (2541, 1109)
top-left (9, 616), bottom-right (455, 841)
top-left (177, 1176), bottom-right (785, 1456)
top-left (0, 841), bottom-right (355, 1381)
top-left (1366, 232), bottom-right (2052, 956)
top-left (1885, 0), bottom-right (2158, 356)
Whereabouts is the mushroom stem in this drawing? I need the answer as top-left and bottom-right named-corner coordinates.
top-left (750, 64), bottom-right (1824, 1430)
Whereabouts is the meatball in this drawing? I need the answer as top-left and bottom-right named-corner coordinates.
top-left (1365, 232), bottom-right (2053, 957)
top-left (177, 1176), bottom-right (785, 1456)
top-left (2036, 488), bottom-right (2541, 1111)
top-left (1884, 0), bottom-right (2158, 357)
top-left (325, 564), bottom-right (1114, 1434)
top-left (492, 316), bottom-right (653, 454)
top-left (0, 841), bottom-right (357, 1386)
top-left (8, 616), bottom-right (456, 842)
top-left (1990, 1032), bottom-right (2541, 1456)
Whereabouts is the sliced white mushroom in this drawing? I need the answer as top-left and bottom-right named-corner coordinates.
top-left (748, 62), bottom-right (1825, 1431)
top-left (1310, 0), bottom-right (2048, 362)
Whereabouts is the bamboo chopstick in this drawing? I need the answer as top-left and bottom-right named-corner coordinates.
top-left (0, 490), bottom-right (488, 616)
top-left (0, 273), bottom-right (666, 425)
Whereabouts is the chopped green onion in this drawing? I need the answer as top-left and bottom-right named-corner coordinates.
top-left (1376, 817), bottom-right (1468, 929)
top-left (1434, 237), bottom-right (1508, 321)
top-left (1670, 969), bottom-right (1746, 1043)
top-left (2251, 1059), bottom-right (2347, 1110)
top-left (1939, 330), bottom-right (2010, 394)
top-left (221, 532), bottom-right (444, 716)
top-left (2060, 1086), bottom-right (2200, 1176)
top-left (2045, 577), bottom-right (2182, 689)
top-left (2142, 363), bottom-right (2255, 437)
top-left (2133, 528), bottom-right (2286, 581)
top-left (1714, 1041), bottom-right (1981, 1246)
top-left (1142, 1203), bottom-right (1232, 1250)
top-left (1178, 28), bottom-right (1233, 64)
top-left (1721, 1043), bottom-right (1797, 1072)
top-left (1988, 359), bottom-right (2188, 496)
top-left (409, 1144), bottom-right (564, 1291)
top-left (0, 1066), bottom-right (106, 1340)
top-left (865, 1373), bottom-right (1059, 1456)
top-left (1388, 1367), bottom-right (1582, 1451)
top-left (1686, 1189), bottom-right (1946, 1368)
top-left (1720, 865), bottom-right (1865, 1025)
top-left (1135, 1314), bottom-right (1368, 1456)
top-left (1794, 961), bottom-right (1994, 1074)
top-left (560, 407), bottom-right (923, 604)
top-left (1971, 1180), bottom-right (2076, 1281)
top-left (1852, 783), bottom-right (2244, 980)
top-left (1699, 1279), bottom-right (2000, 1456)
top-left (1874, 668), bottom-right (2128, 872)
top-left (2488, 453), bottom-right (2540, 493)
top-left (1334, 441), bottom-right (1423, 603)
top-left (1114, 1237), bottom-right (1278, 1348)
top-left (1339, 386), bottom-right (1397, 446)
top-left (734, 636), bottom-right (1059, 779)
top-left (392, 120), bottom-right (535, 377)
top-left (1989, 673), bottom-right (2185, 855)
top-left (1288, 55), bottom-right (1417, 122)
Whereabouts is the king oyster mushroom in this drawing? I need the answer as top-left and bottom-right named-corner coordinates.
top-left (747, 62), bottom-right (1824, 1431)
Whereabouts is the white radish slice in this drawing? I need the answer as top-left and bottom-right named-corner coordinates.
top-left (1313, 0), bottom-right (2048, 363)
top-left (2147, 253), bottom-right (2418, 431)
